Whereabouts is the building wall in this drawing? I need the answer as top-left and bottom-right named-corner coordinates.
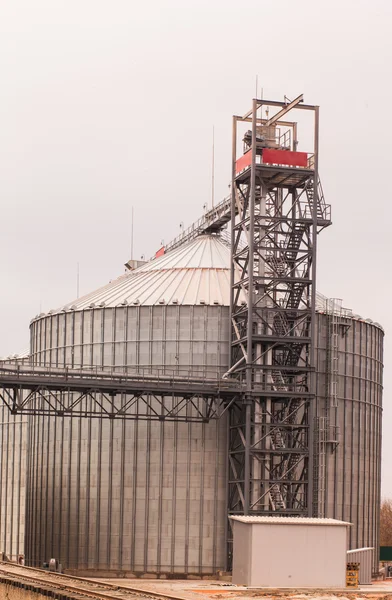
top-left (231, 521), bottom-right (251, 585)
top-left (233, 521), bottom-right (348, 588)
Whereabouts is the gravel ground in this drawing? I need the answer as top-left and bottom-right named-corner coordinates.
top-left (95, 578), bottom-right (392, 600)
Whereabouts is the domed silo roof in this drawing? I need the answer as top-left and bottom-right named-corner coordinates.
top-left (57, 234), bottom-right (232, 312)
top-left (27, 233), bottom-right (233, 577)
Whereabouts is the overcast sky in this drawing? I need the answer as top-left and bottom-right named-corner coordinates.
top-left (0, 0), bottom-right (391, 492)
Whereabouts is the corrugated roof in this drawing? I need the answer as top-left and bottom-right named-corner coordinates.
top-left (230, 516), bottom-right (352, 526)
top-left (0, 348), bottom-right (29, 361)
top-left (33, 233), bottom-right (383, 331)
top-left (56, 235), bottom-right (234, 311)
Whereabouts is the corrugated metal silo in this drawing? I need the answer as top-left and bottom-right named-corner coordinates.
top-left (25, 235), bottom-right (384, 575)
top-left (27, 236), bottom-right (230, 574)
top-left (0, 354), bottom-right (29, 563)
top-left (314, 296), bottom-right (383, 560)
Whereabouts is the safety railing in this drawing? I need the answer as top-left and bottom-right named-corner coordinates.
top-left (298, 199), bottom-right (331, 223)
top-left (0, 362), bottom-right (241, 391)
top-left (0, 362), bottom-right (313, 397)
top-left (159, 195), bottom-right (231, 257)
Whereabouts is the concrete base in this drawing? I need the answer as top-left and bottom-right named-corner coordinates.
top-left (64, 569), bottom-right (220, 580)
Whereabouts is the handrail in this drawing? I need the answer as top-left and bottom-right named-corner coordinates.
top-left (155, 195), bottom-right (231, 257)
top-left (0, 363), bottom-right (241, 391)
top-left (0, 364), bottom-right (314, 397)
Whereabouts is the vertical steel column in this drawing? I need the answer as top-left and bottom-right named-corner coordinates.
top-left (243, 100), bottom-right (258, 514)
top-left (229, 116), bottom-right (237, 368)
top-left (308, 105), bottom-right (319, 516)
top-left (243, 403), bottom-right (251, 515)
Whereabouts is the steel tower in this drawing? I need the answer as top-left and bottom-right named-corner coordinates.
top-left (227, 95), bottom-right (331, 538)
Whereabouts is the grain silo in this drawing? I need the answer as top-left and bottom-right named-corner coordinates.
top-left (0, 407), bottom-right (26, 564)
top-left (24, 234), bottom-right (383, 575)
top-left (314, 295), bottom-right (383, 555)
top-left (27, 235), bottom-right (230, 575)
top-left (0, 352), bottom-right (30, 564)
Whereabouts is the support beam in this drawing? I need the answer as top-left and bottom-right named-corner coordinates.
top-left (263, 94), bottom-right (304, 126)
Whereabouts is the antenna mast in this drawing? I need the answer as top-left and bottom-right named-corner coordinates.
top-left (131, 207), bottom-right (134, 260)
top-left (212, 126), bottom-right (215, 208)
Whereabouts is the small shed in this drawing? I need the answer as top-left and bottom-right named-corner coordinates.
top-left (231, 516), bottom-right (351, 588)
top-left (347, 548), bottom-right (374, 584)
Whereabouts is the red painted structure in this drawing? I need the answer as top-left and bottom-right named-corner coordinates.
top-left (262, 148), bottom-right (308, 168)
top-left (235, 148), bottom-right (309, 174)
top-left (235, 152), bottom-right (251, 174)
top-left (155, 246), bottom-right (165, 258)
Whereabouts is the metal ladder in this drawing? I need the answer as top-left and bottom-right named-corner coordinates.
top-left (326, 299), bottom-right (341, 409)
top-left (286, 282), bottom-right (306, 310)
top-left (285, 222), bottom-right (307, 264)
top-left (306, 179), bottom-right (326, 221)
top-left (313, 416), bottom-right (327, 517)
top-left (273, 312), bottom-right (289, 337)
top-left (269, 484), bottom-right (286, 510)
top-left (284, 344), bottom-right (303, 367)
top-left (270, 427), bottom-right (285, 449)
top-left (266, 253), bottom-right (286, 277)
top-left (268, 426), bottom-right (287, 510)
top-left (271, 369), bottom-right (288, 391)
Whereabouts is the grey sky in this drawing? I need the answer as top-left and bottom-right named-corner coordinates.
top-left (0, 0), bottom-right (391, 491)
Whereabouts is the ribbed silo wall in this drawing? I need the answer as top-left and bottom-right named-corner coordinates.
top-left (0, 407), bottom-right (26, 562)
top-left (314, 314), bottom-right (383, 563)
top-left (0, 359), bottom-right (28, 563)
top-left (26, 304), bottom-right (229, 574)
top-left (25, 414), bottom-right (226, 574)
top-left (30, 305), bottom-right (229, 377)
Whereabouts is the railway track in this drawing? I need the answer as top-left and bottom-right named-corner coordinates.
top-left (0, 562), bottom-right (188, 600)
